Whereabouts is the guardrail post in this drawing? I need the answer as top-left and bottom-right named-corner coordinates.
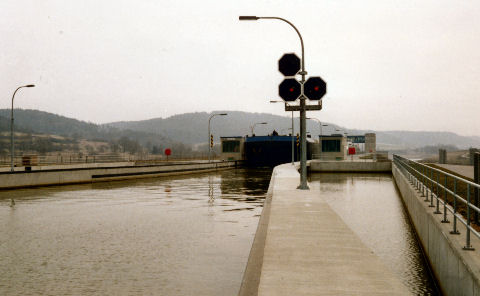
top-left (421, 165), bottom-right (425, 197)
top-left (423, 165), bottom-right (429, 202)
top-left (442, 175), bottom-right (450, 223)
top-left (464, 183), bottom-right (475, 250)
top-left (434, 172), bottom-right (441, 214)
top-left (475, 152), bottom-right (479, 224)
top-left (451, 179), bottom-right (460, 234)
top-left (429, 167), bottom-right (435, 207)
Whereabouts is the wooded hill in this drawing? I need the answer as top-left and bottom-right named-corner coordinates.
top-left (0, 109), bottom-right (479, 155)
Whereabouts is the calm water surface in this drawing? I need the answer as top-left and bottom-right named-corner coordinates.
top-left (309, 173), bottom-right (440, 295)
top-left (0, 168), bottom-right (272, 296)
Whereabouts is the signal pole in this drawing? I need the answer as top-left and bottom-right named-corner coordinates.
top-left (239, 16), bottom-right (311, 189)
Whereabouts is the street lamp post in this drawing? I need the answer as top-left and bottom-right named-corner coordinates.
top-left (208, 113), bottom-right (227, 162)
top-left (271, 100), bottom-right (294, 165)
top-left (240, 15), bottom-right (309, 189)
top-left (10, 84), bottom-right (35, 172)
top-left (250, 122), bottom-right (267, 136)
top-left (307, 117), bottom-right (328, 160)
top-left (307, 117), bottom-right (328, 137)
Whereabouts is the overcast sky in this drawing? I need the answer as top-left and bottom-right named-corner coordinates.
top-left (1, 0), bottom-right (479, 136)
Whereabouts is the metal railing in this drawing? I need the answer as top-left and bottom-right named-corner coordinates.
top-left (393, 154), bottom-right (480, 250)
top-left (0, 153), bottom-right (212, 167)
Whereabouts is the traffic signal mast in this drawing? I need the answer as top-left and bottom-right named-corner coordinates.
top-left (239, 16), bottom-right (327, 190)
top-left (277, 52), bottom-right (327, 190)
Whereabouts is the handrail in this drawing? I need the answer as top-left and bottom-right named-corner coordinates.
top-left (393, 154), bottom-right (479, 250)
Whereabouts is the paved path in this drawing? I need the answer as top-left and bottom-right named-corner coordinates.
top-left (251, 163), bottom-right (410, 295)
top-left (435, 164), bottom-right (474, 180)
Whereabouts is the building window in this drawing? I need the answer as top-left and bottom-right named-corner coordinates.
top-left (322, 139), bottom-right (340, 152)
top-left (222, 141), bottom-right (240, 153)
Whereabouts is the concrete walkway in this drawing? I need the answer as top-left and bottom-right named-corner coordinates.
top-left (435, 164), bottom-right (474, 180)
top-left (242, 163), bottom-right (410, 295)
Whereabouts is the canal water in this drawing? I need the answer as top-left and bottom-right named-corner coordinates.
top-left (0, 168), bottom-right (271, 296)
top-left (309, 173), bottom-right (439, 295)
top-left (0, 169), bottom-right (439, 295)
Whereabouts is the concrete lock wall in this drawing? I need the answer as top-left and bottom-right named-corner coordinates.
top-left (392, 163), bottom-right (480, 296)
top-left (309, 160), bottom-right (391, 172)
top-left (0, 161), bottom-right (237, 189)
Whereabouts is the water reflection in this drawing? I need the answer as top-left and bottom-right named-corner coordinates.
top-left (0, 168), bottom-right (271, 296)
top-left (309, 173), bottom-right (440, 295)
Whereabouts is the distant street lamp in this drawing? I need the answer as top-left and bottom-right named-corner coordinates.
top-left (250, 122), bottom-right (267, 136)
top-left (306, 117), bottom-right (328, 137)
top-left (271, 100), bottom-right (295, 164)
top-left (307, 117), bottom-right (328, 160)
top-left (208, 113), bottom-right (227, 162)
top-left (10, 84), bottom-right (35, 172)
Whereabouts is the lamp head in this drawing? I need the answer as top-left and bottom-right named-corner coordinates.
top-left (25, 84), bottom-right (35, 87)
top-left (239, 16), bottom-right (259, 21)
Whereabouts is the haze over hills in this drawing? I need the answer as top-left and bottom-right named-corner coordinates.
top-left (1, 109), bottom-right (479, 152)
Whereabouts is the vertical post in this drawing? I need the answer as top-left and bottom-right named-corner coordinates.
top-left (298, 96), bottom-right (308, 189)
top-left (475, 152), bottom-right (479, 224)
top-left (439, 149), bottom-right (447, 164)
top-left (291, 111), bottom-right (294, 165)
top-left (429, 168), bottom-right (435, 207)
top-left (423, 166), bottom-right (428, 201)
top-left (451, 179), bottom-right (460, 234)
top-left (208, 117), bottom-right (212, 163)
top-left (435, 172), bottom-right (441, 214)
top-left (464, 184), bottom-right (475, 250)
top-left (442, 175), bottom-right (449, 223)
top-left (10, 106), bottom-right (14, 172)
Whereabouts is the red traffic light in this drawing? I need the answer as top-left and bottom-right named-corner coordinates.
top-left (278, 53), bottom-right (301, 77)
top-left (279, 78), bottom-right (301, 102)
top-left (304, 76), bottom-right (326, 100)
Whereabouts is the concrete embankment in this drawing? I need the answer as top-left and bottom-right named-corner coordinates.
top-left (393, 163), bottom-right (480, 295)
top-left (239, 163), bottom-right (410, 295)
top-left (0, 161), bottom-right (237, 189)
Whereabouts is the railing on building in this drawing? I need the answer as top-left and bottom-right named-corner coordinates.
top-left (393, 154), bottom-right (480, 250)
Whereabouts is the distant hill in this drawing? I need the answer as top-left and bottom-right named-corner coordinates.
top-left (0, 109), bottom-right (101, 138)
top-left (1, 109), bottom-right (479, 151)
top-left (108, 111), bottom-right (480, 149)
top-left (0, 109), bottom-right (171, 148)
top-left (107, 111), bottom-right (309, 145)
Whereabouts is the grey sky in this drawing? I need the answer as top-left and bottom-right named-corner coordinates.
top-left (1, 0), bottom-right (479, 136)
